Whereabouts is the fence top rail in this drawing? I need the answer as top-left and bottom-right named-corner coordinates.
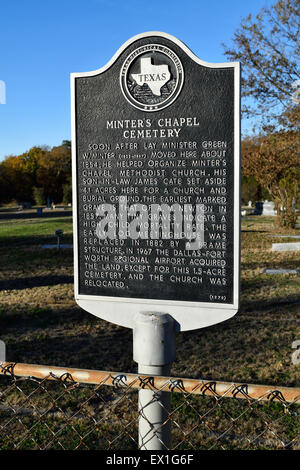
top-left (0, 361), bottom-right (299, 404)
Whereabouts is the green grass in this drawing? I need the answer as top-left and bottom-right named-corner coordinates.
top-left (0, 217), bottom-right (73, 240)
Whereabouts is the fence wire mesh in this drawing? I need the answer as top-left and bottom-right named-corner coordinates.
top-left (0, 362), bottom-right (299, 450)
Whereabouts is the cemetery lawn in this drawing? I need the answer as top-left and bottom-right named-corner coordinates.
top-left (0, 212), bottom-right (299, 387)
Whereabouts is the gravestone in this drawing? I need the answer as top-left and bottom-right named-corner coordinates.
top-left (262, 200), bottom-right (277, 216)
top-left (253, 200), bottom-right (276, 216)
top-left (71, 32), bottom-right (241, 331)
top-left (272, 242), bottom-right (300, 252)
top-left (263, 268), bottom-right (300, 274)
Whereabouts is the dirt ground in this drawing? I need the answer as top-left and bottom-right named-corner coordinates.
top-left (0, 211), bottom-right (299, 387)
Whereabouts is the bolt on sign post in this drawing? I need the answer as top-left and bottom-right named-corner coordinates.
top-left (71, 32), bottom-right (240, 449)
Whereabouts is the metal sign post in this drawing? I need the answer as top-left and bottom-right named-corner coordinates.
top-left (133, 312), bottom-right (177, 449)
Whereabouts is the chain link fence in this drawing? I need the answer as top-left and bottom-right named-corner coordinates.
top-left (0, 362), bottom-right (299, 450)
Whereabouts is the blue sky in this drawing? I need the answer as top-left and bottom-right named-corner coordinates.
top-left (0, 0), bottom-right (271, 161)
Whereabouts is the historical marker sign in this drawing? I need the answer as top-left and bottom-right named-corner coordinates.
top-left (71, 32), bottom-right (240, 331)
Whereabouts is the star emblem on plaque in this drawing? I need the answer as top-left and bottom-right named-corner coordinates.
top-left (120, 44), bottom-right (184, 111)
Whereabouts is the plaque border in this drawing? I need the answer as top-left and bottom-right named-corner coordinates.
top-left (71, 31), bottom-right (241, 331)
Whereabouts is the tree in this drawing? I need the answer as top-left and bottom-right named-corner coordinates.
top-left (0, 141), bottom-right (71, 206)
top-left (36, 143), bottom-right (71, 202)
top-left (0, 146), bottom-right (48, 204)
top-left (241, 175), bottom-right (270, 205)
top-left (62, 175), bottom-right (72, 205)
top-left (224, 0), bottom-right (300, 132)
top-left (0, 155), bottom-right (32, 202)
top-left (242, 131), bottom-right (299, 227)
top-left (225, 0), bottom-right (300, 228)
top-left (33, 187), bottom-right (45, 205)
top-left (62, 140), bottom-right (71, 149)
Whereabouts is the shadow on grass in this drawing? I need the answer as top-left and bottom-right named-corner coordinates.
top-left (241, 230), bottom-right (269, 233)
top-left (9, 335), bottom-right (135, 372)
top-left (0, 275), bottom-right (74, 290)
top-left (241, 274), bottom-right (300, 290)
top-left (2, 312), bottom-right (134, 372)
top-left (0, 234), bottom-right (73, 247)
top-left (0, 211), bottom-right (72, 221)
top-left (242, 258), bottom-right (300, 270)
top-left (240, 295), bottom-right (300, 312)
top-left (0, 304), bottom-right (134, 369)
